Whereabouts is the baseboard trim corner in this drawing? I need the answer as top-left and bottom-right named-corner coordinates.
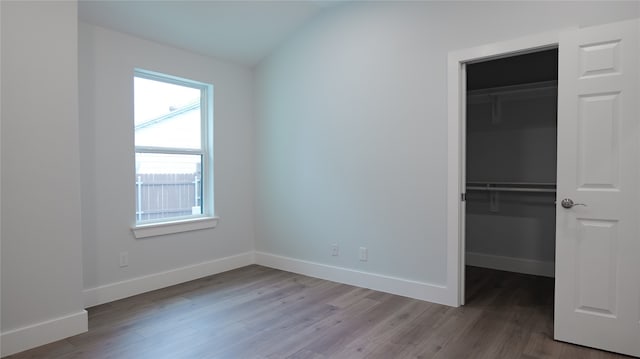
top-left (1, 310), bottom-right (88, 357)
top-left (83, 251), bottom-right (254, 308)
top-left (466, 252), bottom-right (555, 277)
top-left (254, 251), bottom-right (454, 306)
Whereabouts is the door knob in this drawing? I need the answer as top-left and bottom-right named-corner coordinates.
top-left (561, 198), bottom-right (587, 209)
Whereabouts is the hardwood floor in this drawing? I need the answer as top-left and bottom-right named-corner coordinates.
top-left (7, 265), bottom-right (632, 359)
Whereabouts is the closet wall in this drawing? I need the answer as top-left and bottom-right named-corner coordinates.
top-left (465, 50), bottom-right (558, 277)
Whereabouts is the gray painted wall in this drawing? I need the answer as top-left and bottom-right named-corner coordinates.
top-left (255, 1), bottom-right (639, 285)
top-left (78, 23), bottom-right (255, 292)
top-left (1, 0), bottom-right (84, 336)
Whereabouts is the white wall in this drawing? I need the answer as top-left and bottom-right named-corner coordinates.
top-left (255, 1), bottom-right (639, 288)
top-left (79, 23), bottom-right (255, 304)
top-left (1, 1), bottom-right (86, 356)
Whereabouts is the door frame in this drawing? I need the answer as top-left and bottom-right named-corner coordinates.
top-left (446, 30), bottom-right (568, 307)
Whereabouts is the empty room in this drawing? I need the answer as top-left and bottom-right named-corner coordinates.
top-left (1, 1), bottom-right (639, 358)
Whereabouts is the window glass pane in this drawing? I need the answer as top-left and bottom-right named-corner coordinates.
top-left (134, 77), bottom-right (201, 149)
top-left (135, 153), bottom-right (203, 222)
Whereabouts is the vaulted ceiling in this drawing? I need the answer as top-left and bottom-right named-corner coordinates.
top-left (78, 1), bottom-right (341, 67)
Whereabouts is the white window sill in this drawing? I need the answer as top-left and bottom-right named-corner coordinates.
top-left (132, 217), bottom-right (219, 239)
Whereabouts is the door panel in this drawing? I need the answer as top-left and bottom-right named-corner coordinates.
top-left (580, 40), bottom-right (621, 77)
top-left (575, 219), bottom-right (617, 317)
top-left (578, 93), bottom-right (619, 188)
top-left (555, 18), bottom-right (639, 357)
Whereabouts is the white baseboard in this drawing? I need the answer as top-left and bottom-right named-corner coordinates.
top-left (466, 252), bottom-right (555, 278)
top-left (254, 252), bottom-right (453, 306)
top-left (1, 310), bottom-right (88, 357)
top-left (83, 251), bottom-right (255, 307)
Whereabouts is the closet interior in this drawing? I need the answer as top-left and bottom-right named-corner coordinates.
top-left (465, 49), bottom-right (559, 292)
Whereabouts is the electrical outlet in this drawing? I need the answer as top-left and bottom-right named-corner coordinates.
top-left (359, 247), bottom-right (368, 262)
top-left (119, 252), bottom-right (129, 267)
top-left (331, 244), bottom-right (339, 256)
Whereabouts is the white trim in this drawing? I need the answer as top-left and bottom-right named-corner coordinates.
top-left (466, 252), bottom-right (555, 278)
top-left (0, 310), bottom-right (88, 357)
top-left (83, 251), bottom-right (254, 307)
top-left (447, 29), bottom-right (565, 306)
top-left (132, 216), bottom-right (219, 239)
top-left (254, 252), bottom-right (453, 306)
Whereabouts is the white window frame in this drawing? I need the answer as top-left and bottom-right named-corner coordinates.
top-left (132, 69), bottom-right (217, 238)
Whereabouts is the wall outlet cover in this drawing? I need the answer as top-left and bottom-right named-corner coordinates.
top-left (359, 247), bottom-right (368, 262)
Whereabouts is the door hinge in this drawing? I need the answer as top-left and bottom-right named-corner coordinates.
top-left (461, 193), bottom-right (466, 202)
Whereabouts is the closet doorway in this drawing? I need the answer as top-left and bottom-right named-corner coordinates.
top-left (448, 19), bottom-right (640, 357)
top-left (464, 49), bottom-right (558, 293)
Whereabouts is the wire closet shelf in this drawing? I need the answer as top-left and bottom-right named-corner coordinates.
top-left (466, 181), bottom-right (556, 194)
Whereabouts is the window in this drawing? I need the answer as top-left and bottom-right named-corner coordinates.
top-left (132, 69), bottom-right (215, 237)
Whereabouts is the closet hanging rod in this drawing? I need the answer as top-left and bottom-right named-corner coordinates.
top-left (466, 186), bottom-right (556, 193)
top-left (466, 181), bottom-right (556, 187)
top-left (466, 80), bottom-right (558, 96)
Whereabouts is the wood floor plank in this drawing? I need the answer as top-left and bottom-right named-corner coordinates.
top-left (224, 298), bottom-right (382, 358)
top-left (328, 298), bottom-right (436, 359)
top-left (6, 265), bottom-right (635, 359)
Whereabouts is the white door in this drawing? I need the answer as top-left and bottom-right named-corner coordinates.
top-left (555, 18), bottom-right (639, 357)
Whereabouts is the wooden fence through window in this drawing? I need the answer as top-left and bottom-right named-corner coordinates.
top-left (136, 172), bottom-right (201, 221)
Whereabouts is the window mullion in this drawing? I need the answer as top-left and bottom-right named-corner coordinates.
top-left (136, 147), bottom-right (204, 156)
